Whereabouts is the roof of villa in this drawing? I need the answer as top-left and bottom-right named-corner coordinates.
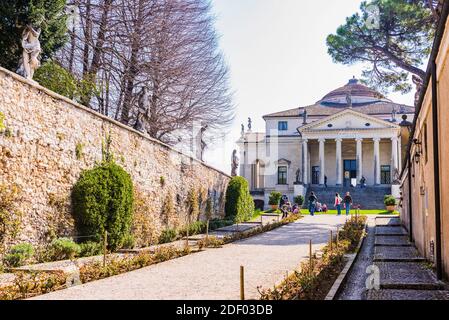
top-left (263, 78), bottom-right (415, 118)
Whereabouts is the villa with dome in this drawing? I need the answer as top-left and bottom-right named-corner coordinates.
top-left (237, 78), bottom-right (415, 209)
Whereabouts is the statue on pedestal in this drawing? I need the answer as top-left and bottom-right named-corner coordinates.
top-left (17, 25), bottom-right (41, 80)
top-left (247, 117), bottom-right (252, 131)
top-left (134, 86), bottom-right (150, 133)
top-left (231, 149), bottom-right (239, 176)
top-left (295, 168), bottom-right (302, 184)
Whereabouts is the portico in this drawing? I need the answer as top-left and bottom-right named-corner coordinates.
top-left (298, 109), bottom-right (401, 187)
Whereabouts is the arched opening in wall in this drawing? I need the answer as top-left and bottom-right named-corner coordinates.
top-left (250, 159), bottom-right (265, 191)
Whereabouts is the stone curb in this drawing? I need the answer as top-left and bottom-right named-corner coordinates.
top-left (324, 221), bottom-right (368, 300)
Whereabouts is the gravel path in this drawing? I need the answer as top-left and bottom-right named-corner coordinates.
top-left (32, 215), bottom-right (346, 300)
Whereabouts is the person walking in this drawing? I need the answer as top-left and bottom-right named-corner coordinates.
top-left (308, 192), bottom-right (318, 216)
top-left (343, 192), bottom-right (353, 216)
top-left (334, 193), bottom-right (343, 216)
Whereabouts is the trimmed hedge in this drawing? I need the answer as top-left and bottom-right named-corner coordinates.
top-left (224, 176), bottom-right (254, 223)
top-left (72, 162), bottom-right (134, 251)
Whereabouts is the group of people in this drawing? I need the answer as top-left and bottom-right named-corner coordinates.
top-left (279, 195), bottom-right (300, 219)
top-left (276, 191), bottom-right (354, 218)
top-left (307, 191), bottom-right (353, 216)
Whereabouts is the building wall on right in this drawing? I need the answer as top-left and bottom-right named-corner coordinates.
top-left (400, 15), bottom-right (449, 279)
top-left (437, 29), bottom-right (449, 278)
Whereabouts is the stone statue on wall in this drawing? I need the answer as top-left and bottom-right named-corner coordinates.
top-left (295, 168), bottom-right (302, 184)
top-left (346, 93), bottom-right (352, 108)
top-left (247, 117), bottom-right (252, 131)
top-left (17, 25), bottom-right (41, 81)
top-left (195, 124), bottom-right (208, 161)
top-left (231, 149), bottom-right (239, 176)
top-left (134, 86), bottom-right (150, 133)
top-left (241, 124), bottom-right (245, 137)
top-left (412, 75), bottom-right (423, 107)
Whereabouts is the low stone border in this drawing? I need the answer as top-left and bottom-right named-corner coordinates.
top-left (324, 221), bottom-right (368, 300)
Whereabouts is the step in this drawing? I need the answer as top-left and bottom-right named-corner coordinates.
top-left (366, 289), bottom-right (449, 300)
top-left (375, 236), bottom-right (412, 247)
top-left (374, 262), bottom-right (445, 290)
top-left (375, 217), bottom-right (401, 227)
top-left (375, 226), bottom-right (408, 236)
top-left (374, 246), bottom-right (424, 262)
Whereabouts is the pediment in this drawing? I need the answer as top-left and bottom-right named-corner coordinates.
top-left (275, 158), bottom-right (291, 165)
top-left (298, 108), bottom-right (399, 132)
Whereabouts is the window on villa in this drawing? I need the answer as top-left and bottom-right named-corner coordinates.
top-left (278, 121), bottom-right (288, 131)
top-left (278, 166), bottom-right (287, 185)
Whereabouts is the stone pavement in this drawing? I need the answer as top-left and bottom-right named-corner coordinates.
top-left (367, 217), bottom-right (448, 299)
top-left (338, 216), bottom-right (449, 300)
top-left (31, 215), bottom-right (346, 300)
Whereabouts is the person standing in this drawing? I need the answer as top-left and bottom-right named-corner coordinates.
top-left (334, 193), bottom-right (343, 216)
top-left (308, 192), bottom-right (318, 216)
top-left (343, 192), bottom-right (353, 216)
top-left (324, 175), bottom-right (328, 188)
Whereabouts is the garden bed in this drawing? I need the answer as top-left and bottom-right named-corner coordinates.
top-left (0, 213), bottom-right (303, 300)
top-left (258, 215), bottom-right (367, 300)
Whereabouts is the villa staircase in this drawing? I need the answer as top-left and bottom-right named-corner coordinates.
top-left (304, 186), bottom-right (391, 210)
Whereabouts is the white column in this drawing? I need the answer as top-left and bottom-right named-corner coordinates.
top-left (302, 139), bottom-right (308, 185)
top-left (356, 138), bottom-right (363, 184)
top-left (319, 138), bottom-right (325, 185)
top-left (373, 137), bottom-right (381, 185)
top-left (335, 138), bottom-right (343, 186)
top-left (398, 137), bottom-right (402, 173)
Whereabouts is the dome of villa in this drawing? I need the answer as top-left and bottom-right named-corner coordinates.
top-left (320, 78), bottom-right (390, 106)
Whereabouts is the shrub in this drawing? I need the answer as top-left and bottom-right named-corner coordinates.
top-left (179, 221), bottom-right (207, 237)
top-left (384, 195), bottom-right (397, 206)
top-left (132, 189), bottom-right (162, 248)
top-left (187, 189), bottom-right (200, 221)
top-left (3, 243), bottom-right (34, 268)
top-left (268, 192), bottom-right (282, 206)
top-left (72, 161), bottom-right (134, 251)
top-left (0, 184), bottom-right (22, 246)
top-left (224, 177), bottom-right (254, 223)
top-left (79, 241), bottom-right (103, 258)
top-left (34, 61), bottom-right (77, 98)
top-left (159, 228), bottom-right (178, 244)
top-left (50, 238), bottom-right (80, 261)
top-left (161, 192), bottom-right (178, 229)
top-left (205, 198), bottom-right (213, 221)
top-left (121, 234), bottom-right (135, 249)
top-left (294, 195), bottom-right (305, 206)
top-left (0, 111), bottom-right (5, 131)
top-left (209, 218), bottom-right (234, 230)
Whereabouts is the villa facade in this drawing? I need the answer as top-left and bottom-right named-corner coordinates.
top-left (238, 78), bottom-right (415, 209)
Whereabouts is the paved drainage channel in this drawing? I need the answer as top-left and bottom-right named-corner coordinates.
top-left (336, 218), bottom-right (376, 300)
top-left (338, 216), bottom-right (449, 300)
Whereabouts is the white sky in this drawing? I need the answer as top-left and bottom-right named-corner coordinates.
top-left (204, 0), bottom-right (415, 174)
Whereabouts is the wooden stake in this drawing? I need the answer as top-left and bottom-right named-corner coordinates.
top-left (336, 227), bottom-right (339, 246)
top-left (309, 239), bottom-right (313, 276)
top-left (240, 266), bottom-right (245, 300)
top-left (103, 230), bottom-right (108, 267)
top-left (330, 230), bottom-right (333, 253)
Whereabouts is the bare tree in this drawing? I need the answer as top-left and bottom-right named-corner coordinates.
top-left (57, 0), bottom-right (234, 149)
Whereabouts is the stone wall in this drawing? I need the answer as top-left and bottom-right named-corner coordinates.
top-left (0, 66), bottom-right (230, 249)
